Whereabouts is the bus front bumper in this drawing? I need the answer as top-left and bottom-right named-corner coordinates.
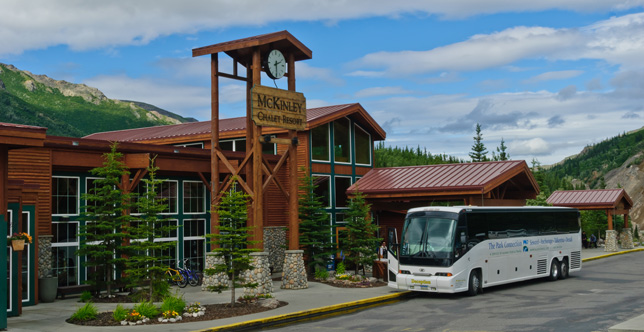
top-left (393, 274), bottom-right (459, 293)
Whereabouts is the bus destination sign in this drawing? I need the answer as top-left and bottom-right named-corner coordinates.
top-left (251, 85), bottom-right (306, 131)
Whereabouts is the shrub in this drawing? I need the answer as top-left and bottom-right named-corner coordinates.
top-left (152, 279), bottom-right (171, 300)
top-left (314, 267), bottom-right (329, 279)
top-left (336, 261), bottom-right (346, 275)
top-left (112, 304), bottom-right (128, 322)
top-left (133, 301), bottom-right (159, 319)
top-left (79, 290), bottom-right (93, 303)
top-left (160, 292), bottom-right (186, 315)
top-left (70, 302), bottom-right (98, 322)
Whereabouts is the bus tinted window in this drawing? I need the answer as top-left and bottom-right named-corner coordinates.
top-left (466, 213), bottom-right (488, 242)
top-left (557, 211), bottom-right (580, 233)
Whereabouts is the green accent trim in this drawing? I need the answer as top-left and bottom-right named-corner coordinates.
top-left (7, 204), bottom-right (19, 317)
top-left (1, 214), bottom-right (7, 329)
top-left (21, 205), bottom-right (36, 307)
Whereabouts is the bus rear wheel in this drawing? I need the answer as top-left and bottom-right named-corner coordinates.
top-left (467, 270), bottom-right (481, 296)
top-left (559, 258), bottom-right (569, 280)
top-left (548, 259), bottom-right (560, 281)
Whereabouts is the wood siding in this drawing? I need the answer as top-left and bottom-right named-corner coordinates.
top-left (8, 148), bottom-right (52, 235)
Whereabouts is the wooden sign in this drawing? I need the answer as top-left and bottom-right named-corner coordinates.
top-left (251, 85), bottom-right (306, 131)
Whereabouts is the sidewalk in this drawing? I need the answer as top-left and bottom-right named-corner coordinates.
top-left (6, 247), bottom-right (644, 332)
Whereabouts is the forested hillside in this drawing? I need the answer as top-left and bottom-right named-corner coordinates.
top-left (0, 63), bottom-right (193, 137)
top-left (374, 142), bottom-right (463, 167)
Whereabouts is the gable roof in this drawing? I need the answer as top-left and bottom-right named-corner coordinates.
top-left (349, 160), bottom-right (537, 198)
top-left (83, 103), bottom-right (385, 143)
top-left (547, 189), bottom-right (633, 209)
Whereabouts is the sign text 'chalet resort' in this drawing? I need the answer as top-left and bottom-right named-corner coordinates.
top-left (252, 85), bottom-right (307, 131)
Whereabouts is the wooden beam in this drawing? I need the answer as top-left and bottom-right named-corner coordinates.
top-left (124, 153), bottom-right (150, 169)
top-left (197, 172), bottom-right (212, 194)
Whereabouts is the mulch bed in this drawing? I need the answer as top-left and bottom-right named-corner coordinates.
top-left (67, 301), bottom-right (288, 326)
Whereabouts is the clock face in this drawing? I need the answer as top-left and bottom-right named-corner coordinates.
top-left (266, 49), bottom-right (286, 79)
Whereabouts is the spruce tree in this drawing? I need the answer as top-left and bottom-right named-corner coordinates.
top-left (469, 123), bottom-right (488, 162)
top-left (493, 138), bottom-right (510, 161)
top-left (342, 190), bottom-right (381, 275)
top-left (78, 142), bottom-right (134, 296)
top-left (205, 179), bottom-right (259, 306)
top-left (123, 157), bottom-right (179, 300)
top-left (298, 171), bottom-right (335, 274)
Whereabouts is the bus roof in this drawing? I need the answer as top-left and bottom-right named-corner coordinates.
top-left (406, 206), bottom-right (578, 215)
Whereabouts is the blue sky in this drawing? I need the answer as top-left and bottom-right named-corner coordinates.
top-left (2, 1), bottom-right (644, 165)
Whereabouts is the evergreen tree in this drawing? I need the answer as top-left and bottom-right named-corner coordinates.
top-left (78, 142), bottom-right (134, 296)
top-left (205, 180), bottom-right (259, 306)
top-left (298, 171), bottom-right (335, 274)
top-left (492, 138), bottom-right (510, 161)
top-left (123, 157), bottom-right (179, 300)
top-left (342, 190), bottom-right (381, 276)
top-left (469, 123), bottom-right (488, 162)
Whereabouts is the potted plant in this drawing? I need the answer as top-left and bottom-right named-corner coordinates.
top-left (8, 232), bottom-right (32, 251)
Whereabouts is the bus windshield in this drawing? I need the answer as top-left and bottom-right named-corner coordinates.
top-left (401, 215), bottom-right (457, 266)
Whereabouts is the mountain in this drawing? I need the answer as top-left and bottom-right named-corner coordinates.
top-left (0, 63), bottom-right (195, 137)
top-left (541, 127), bottom-right (644, 233)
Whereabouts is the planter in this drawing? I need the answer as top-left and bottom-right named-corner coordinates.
top-left (38, 277), bottom-right (58, 303)
top-left (11, 239), bottom-right (25, 251)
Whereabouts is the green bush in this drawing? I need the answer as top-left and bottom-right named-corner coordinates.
top-left (336, 261), bottom-right (346, 275)
top-left (70, 302), bottom-right (98, 322)
top-left (112, 304), bottom-right (128, 322)
top-left (152, 279), bottom-right (171, 300)
top-left (133, 301), bottom-right (159, 319)
top-left (160, 292), bottom-right (186, 315)
top-left (79, 290), bottom-right (93, 303)
top-left (314, 267), bottom-right (329, 279)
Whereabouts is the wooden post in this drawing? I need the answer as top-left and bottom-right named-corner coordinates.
top-left (251, 49), bottom-right (263, 248)
top-left (210, 53), bottom-right (220, 243)
top-left (607, 210), bottom-right (613, 230)
top-left (287, 53), bottom-right (299, 250)
top-left (624, 213), bottom-right (629, 229)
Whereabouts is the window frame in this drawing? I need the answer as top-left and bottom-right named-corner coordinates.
top-left (52, 176), bottom-right (80, 217)
top-left (354, 123), bottom-right (372, 166)
top-left (312, 174), bottom-right (331, 209)
top-left (310, 123), bottom-right (331, 163)
top-left (158, 180), bottom-right (179, 215)
top-left (333, 117), bottom-right (352, 165)
top-left (334, 175), bottom-right (353, 209)
top-left (183, 181), bottom-right (207, 215)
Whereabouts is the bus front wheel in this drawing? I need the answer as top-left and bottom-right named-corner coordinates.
top-left (548, 259), bottom-right (560, 281)
top-left (467, 270), bottom-right (481, 296)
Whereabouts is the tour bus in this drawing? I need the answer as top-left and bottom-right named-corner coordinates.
top-left (387, 206), bottom-right (581, 296)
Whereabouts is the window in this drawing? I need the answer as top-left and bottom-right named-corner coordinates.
top-left (158, 181), bottom-right (178, 214)
top-left (183, 181), bottom-right (206, 214)
top-left (311, 123), bottom-right (330, 162)
top-left (335, 176), bottom-right (352, 208)
top-left (52, 221), bottom-right (79, 286)
top-left (174, 142), bottom-right (204, 149)
top-left (52, 177), bottom-right (79, 216)
top-left (355, 124), bottom-right (371, 165)
top-left (152, 219), bottom-right (178, 268)
top-left (313, 175), bottom-right (331, 208)
top-left (220, 139), bottom-right (246, 152)
top-left (333, 118), bottom-right (351, 163)
top-left (183, 219), bottom-right (206, 272)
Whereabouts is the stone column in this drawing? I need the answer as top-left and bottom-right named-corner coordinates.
top-left (201, 253), bottom-right (229, 291)
top-left (620, 230), bottom-right (634, 249)
top-left (263, 226), bottom-right (286, 273)
top-left (605, 230), bottom-right (618, 252)
top-left (281, 250), bottom-right (307, 290)
top-left (242, 252), bottom-right (273, 297)
top-left (38, 235), bottom-right (53, 278)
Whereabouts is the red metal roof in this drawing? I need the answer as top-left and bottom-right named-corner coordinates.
top-left (0, 122), bottom-right (46, 130)
top-left (83, 103), bottom-right (385, 142)
top-left (350, 160), bottom-right (530, 195)
top-left (547, 189), bottom-right (633, 209)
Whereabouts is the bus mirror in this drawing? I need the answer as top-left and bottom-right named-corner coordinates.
top-left (460, 232), bottom-right (466, 244)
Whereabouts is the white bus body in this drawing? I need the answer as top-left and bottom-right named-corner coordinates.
top-left (387, 206), bottom-right (582, 295)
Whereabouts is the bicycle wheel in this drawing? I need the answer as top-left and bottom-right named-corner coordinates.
top-left (176, 274), bottom-right (188, 288)
top-left (188, 272), bottom-right (199, 287)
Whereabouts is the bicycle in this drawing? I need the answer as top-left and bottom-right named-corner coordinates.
top-left (180, 259), bottom-right (202, 287)
top-left (165, 266), bottom-right (188, 288)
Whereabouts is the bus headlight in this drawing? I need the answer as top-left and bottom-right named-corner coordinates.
top-left (434, 272), bottom-right (453, 277)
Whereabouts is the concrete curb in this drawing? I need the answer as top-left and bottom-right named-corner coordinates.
top-left (582, 248), bottom-right (644, 262)
top-left (195, 291), bottom-right (414, 332)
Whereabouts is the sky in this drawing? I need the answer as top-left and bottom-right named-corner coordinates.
top-left (2, 1), bottom-right (644, 165)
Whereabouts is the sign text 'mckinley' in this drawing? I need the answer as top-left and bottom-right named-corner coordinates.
top-left (251, 85), bottom-right (306, 131)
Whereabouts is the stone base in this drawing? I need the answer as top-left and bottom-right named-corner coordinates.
top-left (202, 253), bottom-right (229, 291)
top-left (281, 250), bottom-right (307, 290)
top-left (605, 230), bottom-right (618, 252)
top-left (264, 227), bottom-right (286, 273)
top-left (242, 252), bottom-right (273, 297)
top-left (620, 230), bottom-right (634, 249)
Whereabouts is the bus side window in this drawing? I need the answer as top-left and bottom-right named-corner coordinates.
top-left (466, 213), bottom-right (487, 247)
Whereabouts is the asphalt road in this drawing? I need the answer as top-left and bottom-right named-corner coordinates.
top-left (269, 251), bottom-right (644, 332)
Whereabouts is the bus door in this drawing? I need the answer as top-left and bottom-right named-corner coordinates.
top-left (387, 227), bottom-right (399, 286)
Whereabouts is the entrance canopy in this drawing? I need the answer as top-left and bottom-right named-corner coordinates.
top-left (547, 189), bottom-right (632, 230)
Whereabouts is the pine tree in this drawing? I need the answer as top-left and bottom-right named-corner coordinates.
top-left (78, 142), bottom-right (134, 296)
top-left (123, 157), bottom-right (179, 300)
top-left (492, 138), bottom-right (510, 161)
top-left (298, 171), bottom-right (335, 274)
top-left (342, 190), bottom-right (381, 276)
top-left (205, 179), bottom-right (259, 306)
top-left (469, 123), bottom-right (488, 162)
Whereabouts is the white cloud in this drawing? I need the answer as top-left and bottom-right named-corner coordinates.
top-left (523, 70), bottom-right (584, 84)
top-left (509, 138), bottom-right (551, 155)
top-left (354, 86), bottom-right (412, 98)
top-left (3, 1), bottom-right (643, 56)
